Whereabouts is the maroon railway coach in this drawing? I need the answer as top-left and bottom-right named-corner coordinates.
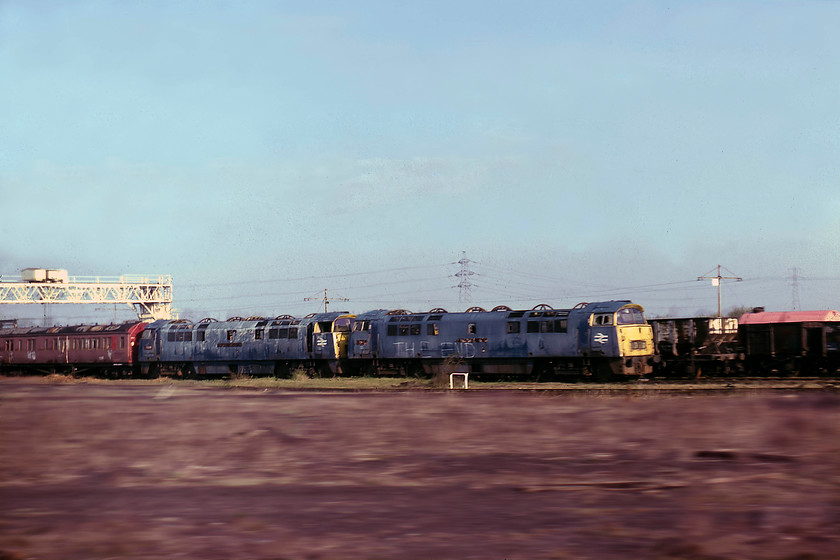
top-left (0, 322), bottom-right (147, 376)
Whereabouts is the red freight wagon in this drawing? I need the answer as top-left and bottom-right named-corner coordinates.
top-left (0, 322), bottom-right (147, 376)
top-left (739, 310), bottom-right (840, 375)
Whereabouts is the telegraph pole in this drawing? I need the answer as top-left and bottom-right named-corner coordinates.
top-left (305, 288), bottom-right (349, 313)
top-left (697, 265), bottom-right (743, 318)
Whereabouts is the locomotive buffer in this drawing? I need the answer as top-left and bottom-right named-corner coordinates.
top-left (0, 268), bottom-right (174, 321)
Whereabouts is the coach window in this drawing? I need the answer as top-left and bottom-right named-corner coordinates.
top-left (5, 340), bottom-right (12, 351)
top-left (507, 321), bottom-right (521, 334)
top-left (120, 337), bottom-right (126, 349)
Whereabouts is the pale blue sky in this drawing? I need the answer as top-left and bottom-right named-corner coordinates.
top-left (1, 1), bottom-right (838, 323)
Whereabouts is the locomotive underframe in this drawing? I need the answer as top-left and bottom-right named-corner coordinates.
top-left (140, 358), bottom-right (343, 378)
top-left (351, 355), bottom-right (651, 380)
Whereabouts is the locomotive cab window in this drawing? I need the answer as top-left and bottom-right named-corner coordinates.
top-left (507, 321), bottom-right (521, 334)
top-left (616, 307), bottom-right (646, 325)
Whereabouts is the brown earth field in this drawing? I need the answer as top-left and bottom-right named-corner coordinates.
top-left (1, 378), bottom-right (838, 560)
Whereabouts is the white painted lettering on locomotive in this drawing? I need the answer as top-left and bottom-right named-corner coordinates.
top-left (393, 341), bottom-right (415, 358)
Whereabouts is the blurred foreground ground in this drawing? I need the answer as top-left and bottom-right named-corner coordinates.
top-left (1, 379), bottom-right (838, 560)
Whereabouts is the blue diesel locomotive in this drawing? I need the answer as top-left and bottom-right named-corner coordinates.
top-left (348, 301), bottom-right (653, 379)
top-left (138, 311), bottom-right (354, 377)
top-left (135, 300), bottom-right (654, 379)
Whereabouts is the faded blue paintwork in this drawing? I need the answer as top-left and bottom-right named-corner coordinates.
top-left (138, 312), bottom-right (352, 375)
top-left (347, 301), bottom-right (653, 376)
top-left (349, 302), bottom-right (632, 361)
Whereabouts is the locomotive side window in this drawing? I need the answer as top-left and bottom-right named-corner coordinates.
top-left (593, 314), bottom-right (614, 326)
top-left (410, 324), bottom-right (421, 335)
top-left (427, 323), bottom-right (439, 336)
top-left (507, 321), bottom-right (520, 334)
top-left (540, 321), bottom-right (553, 333)
top-left (468, 323), bottom-right (477, 334)
top-left (555, 319), bottom-right (568, 333)
top-left (255, 329), bottom-right (263, 340)
top-left (527, 321), bottom-right (539, 333)
top-left (288, 327), bottom-right (298, 339)
top-left (387, 325), bottom-right (398, 336)
top-left (227, 330), bottom-right (236, 341)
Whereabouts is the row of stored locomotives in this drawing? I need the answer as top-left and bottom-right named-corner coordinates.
top-left (649, 309), bottom-right (840, 377)
top-left (0, 301), bottom-right (655, 379)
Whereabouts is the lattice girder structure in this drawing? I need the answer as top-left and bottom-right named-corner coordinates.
top-left (0, 275), bottom-right (174, 321)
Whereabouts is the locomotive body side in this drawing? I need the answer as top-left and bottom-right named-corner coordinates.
top-left (138, 312), bottom-right (355, 377)
top-left (348, 301), bottom-right (654, 379)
